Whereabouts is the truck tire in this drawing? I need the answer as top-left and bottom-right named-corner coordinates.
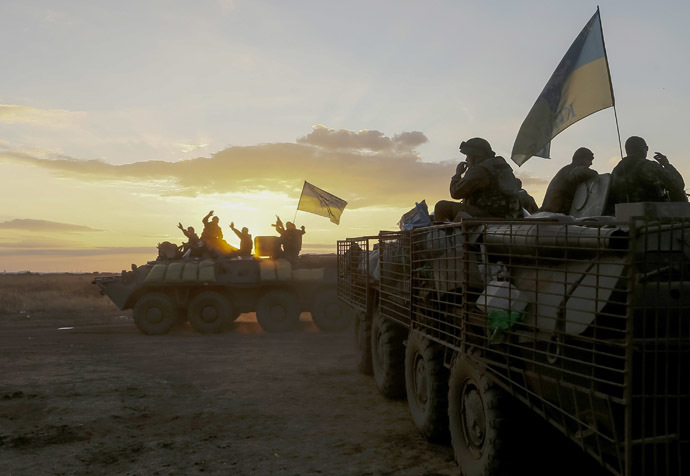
top-left (405, 331), bottom-right (449, 442)
top-left (187, 291), bottom-right (231, 334)
top-left (256, 289), bottom-right (300, 332)
top-left (448, 357), bottom-right (517, 476)
top-left (311, 290), bottom-right (354, 332)
top-left (354, 311), bottom-right (373, 375)
top-left (370, 309), bottom-right (406, 399)
top-left (133, 292), bottom-right (178, 335)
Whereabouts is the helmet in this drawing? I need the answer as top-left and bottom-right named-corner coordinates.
top-left (459, 137), bottom-right (495, 158)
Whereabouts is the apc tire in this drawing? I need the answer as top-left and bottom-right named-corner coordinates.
top-left (448, 357), bottom-right (517, 476)
top-left (133, 292), bottom-right (178, 335)
top-left (354, 311), bottom-right (373, 375)
top-left (370, 309), bottom-right (406, 399)
top-left (311, 290), bottom-right (354, 332)
top-left (405, 331), bottom-right (449, 442)
top-left (256, 289), bottom-right (300, 332)
top-left (187, 291), bottom-right (231, 334)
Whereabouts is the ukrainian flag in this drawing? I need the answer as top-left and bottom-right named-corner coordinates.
top-left (297, 181), bottom-right (348, 225)
top-left (511, 9), bottom-right (614, 166)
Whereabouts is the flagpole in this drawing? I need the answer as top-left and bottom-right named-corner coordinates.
top-left (598, 6), bottom-right (623, 158)
top-left (612, 106), bottom-right (623, 159)
top-left (293, 180), bottom-right (305, 224)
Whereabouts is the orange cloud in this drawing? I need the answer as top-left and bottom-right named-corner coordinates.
top-left (1, 126), bottom-right (546, 209)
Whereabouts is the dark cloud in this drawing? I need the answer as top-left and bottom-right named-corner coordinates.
top-left (296, 125), bottom-right (428, 152)
top-left (392, 131), bottom-right (428, 149)
top-left (0, 219), bottom-right (103, 232)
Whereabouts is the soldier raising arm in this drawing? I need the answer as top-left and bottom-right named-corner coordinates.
top-left (610, 136), bottom-right (686, 205)
top-left (229, 222), bottom-right (253, 256)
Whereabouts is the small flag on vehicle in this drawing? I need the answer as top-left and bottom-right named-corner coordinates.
top-left (297, 181), bottom-right (348, 225)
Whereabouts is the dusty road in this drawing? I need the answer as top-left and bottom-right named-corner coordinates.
top-left (0, 310), bottom-right (609, 476)
top-left (0, 313), bottom-right (458, 476)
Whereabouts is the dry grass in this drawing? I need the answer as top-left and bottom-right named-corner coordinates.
top-left (0, 273), bottom-right (122, 317)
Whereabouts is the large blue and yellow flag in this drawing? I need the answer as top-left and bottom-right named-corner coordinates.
top-left (297, 181), bottom-right (348, 225)
top-left (511, 9), bottom-right (614, 166)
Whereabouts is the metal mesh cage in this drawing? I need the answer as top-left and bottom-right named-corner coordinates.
top-left (358, 218), bottom-right (689, 476)
top-left (337, 237), bottom-right (374, 312)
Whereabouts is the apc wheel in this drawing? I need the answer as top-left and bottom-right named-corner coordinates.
top-left (448, 357), bottom-right (517, 476)
top-left (187, 291), bottom-right (231, 334)
top-left (371, 309), bottom-right (406, 399)
top-left (311, 290), bottom-right (354, 332)
top-left (405, 331), bottom-right (449, 442)
top-left (354, 311), bottom-right (373, 375)
top-left (133, 293), bottom-right (178, 335)
top-left (256, 289), bottom-right (300, 332)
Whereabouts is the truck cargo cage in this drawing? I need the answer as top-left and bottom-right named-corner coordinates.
top-left (337, 237), bottom-right (374, 312)
top-left (378, 231), bottom-right (412, 328)
top-left (384, 218), bottom-right (689, 476)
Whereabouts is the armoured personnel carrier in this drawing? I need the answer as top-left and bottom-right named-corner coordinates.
top-left (94, 235), bottom-right (353, 335)
top-left (337, 186), bottom-right (689, 476)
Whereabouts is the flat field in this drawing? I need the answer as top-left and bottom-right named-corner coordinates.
top-left (0, 274), bottom-right (603, 475)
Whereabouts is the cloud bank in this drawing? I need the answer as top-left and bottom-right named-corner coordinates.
top-left (1, 125), bottom-right (546, 209)
top-left (0, 104), bottom-right (85, 126)
top-left (0, 219), bottom-right (103, 232)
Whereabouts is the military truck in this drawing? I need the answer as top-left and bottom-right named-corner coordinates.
top-left (337, 191), bottom-right (689, 476)
top-left (94, 235), bottom-right (353, 335)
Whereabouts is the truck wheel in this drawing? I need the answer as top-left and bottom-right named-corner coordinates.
top-left (370, 309), bottom-right (406, 399)
top-left (405, 331), bottom-right (449, 442)
top-left (133, 293), bottom-right (178, 335)
top-left (256, 289), bottom-right (300, 332)
top-left (354, 311), bottom-right (373, 375)
top-left (187, 291), bottom-right (231, 334)
top-left (448, 357), bottom-right (517, 476)
top-left (311, 290), bottom-right (354, 332)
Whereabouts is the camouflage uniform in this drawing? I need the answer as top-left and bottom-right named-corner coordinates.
top-left (541, 163), bottom-right (598, 214)
top-left (434, 138), bottom-right (521, 221)
top-left (610, 156), bottom-right (685, 204)
top-left (450, 155), bottom-right (522, 219)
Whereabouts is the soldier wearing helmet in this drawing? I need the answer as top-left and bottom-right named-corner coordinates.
top-left (609, 136), bottom-right (686, 206)
top-left (434, 137), bottom-right (521, 221)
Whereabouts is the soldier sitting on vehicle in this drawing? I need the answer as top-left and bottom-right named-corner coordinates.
top-left (433, 137), bottom-right (522, 221)
top-left (177, 222), bottom-right (202, 257)
top-left (229, 222), bottom-right (253, 256)
top-left (201, 210), bottom-right (237, 256)
top-left (272, 216), bottom-right (306, 264)
top-left (609, 136), bottom-right (687, 207)
top-left (541, 147), bottom-right (598, 214)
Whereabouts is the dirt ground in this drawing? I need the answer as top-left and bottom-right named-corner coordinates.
top-left (1, 308), bottom-right (609, 476)
top-left (0, 311), bottom-right (460, 476)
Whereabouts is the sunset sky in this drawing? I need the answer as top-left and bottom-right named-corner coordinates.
top-left (2, 1), bottom-right (689, 272)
